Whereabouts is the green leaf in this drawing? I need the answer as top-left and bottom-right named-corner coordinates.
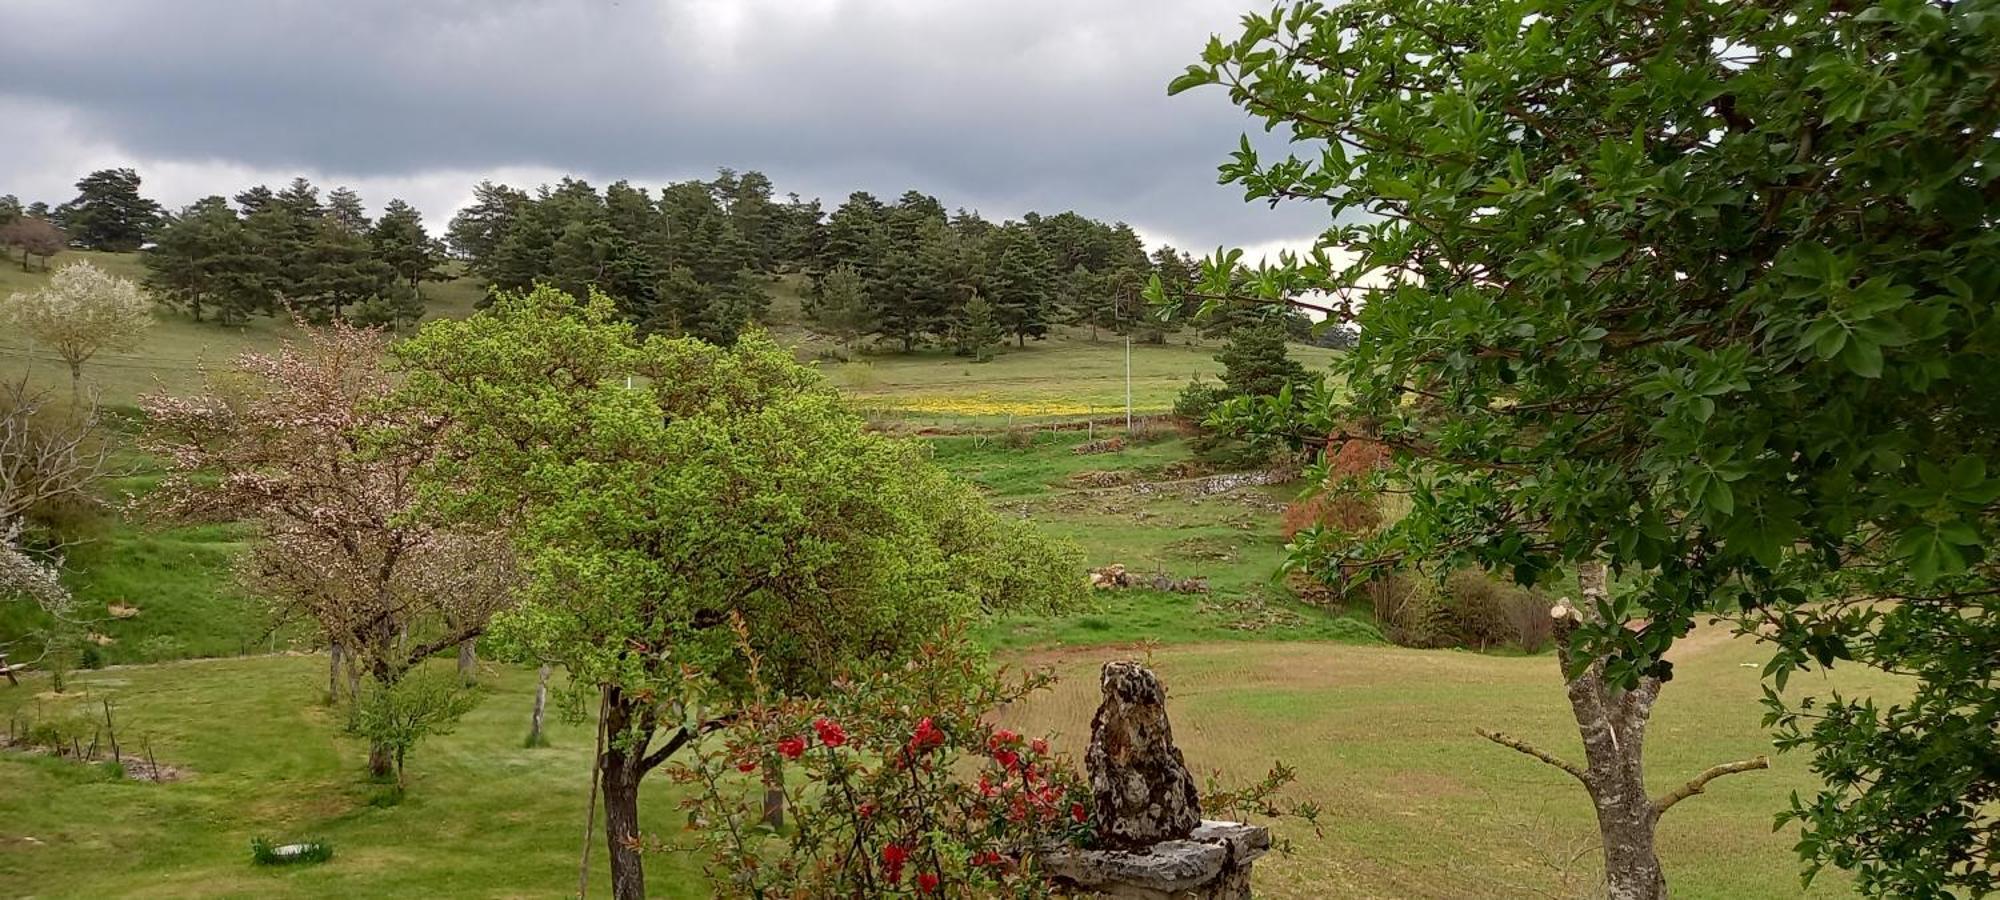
top-left (1167, 66), bottom-right (1216, 96)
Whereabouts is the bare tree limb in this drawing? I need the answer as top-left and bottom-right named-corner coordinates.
top-left (1478, 728), bottom-right (1589, 785)
top-left (1651, 756), bottom-right (1769, 819)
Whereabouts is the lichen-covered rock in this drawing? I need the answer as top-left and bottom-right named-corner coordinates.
top-left (1087, 661), bottom-right (1202, 848)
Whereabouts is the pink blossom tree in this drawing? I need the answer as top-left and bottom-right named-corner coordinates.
top-left (142, 319), bottom-right (512, 777)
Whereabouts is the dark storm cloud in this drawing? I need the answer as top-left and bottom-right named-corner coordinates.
top-left (0, 0), bottom-right (1328, 249)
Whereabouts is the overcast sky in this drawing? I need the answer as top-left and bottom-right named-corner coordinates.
top-left (0, 0), bottom-right (1329, 258)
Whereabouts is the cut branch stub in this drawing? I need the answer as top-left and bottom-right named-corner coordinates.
top-left (1086, 660), bottom-right (1202, 848)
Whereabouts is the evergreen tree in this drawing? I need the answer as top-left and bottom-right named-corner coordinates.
top-left (1215, 317), bottom-right (1305, 399)
top-left (56, 168), bottom-right (161, 251)
top-left (370, 199), bottom-right (444, 293)
top-left (821, 192), bottom-right (886, 280)
top-left (812, 263), bottom-right (871, 349)
top-left (447, 181), bottom-right (529, 273)
top-left (301, 217), bottom-right (394, 322)
top-left (984, 225), bottom-right (1052, 347)
top-left (233, 185), bottom-right (277, 216)
top-left (0, 195), bottom-right (20, 227)
top-left (775, 193), bottom-right (825, 271)
top-left (959, 292), bottom-right (1002, 363)
top-left (145, 196), bottom-right (246, 323)
top-left (868, 246), bottom-right (930, 352)
top-left (326, 187), bottom-right (370, 232)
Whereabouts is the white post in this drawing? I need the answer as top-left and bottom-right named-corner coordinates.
top-left (1125, 336), bottom-right (1133, 433)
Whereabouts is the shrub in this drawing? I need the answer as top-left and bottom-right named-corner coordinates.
top-left (667, 637), bottom-right (1092, 898)
top-left (1173, 376), bottom-right (1228, 424)
top-left (1280, 491), bottom-right (1382, 541)
top-left (349, 670), bottom-right (477, 784)
top-left (1440, 571), bottom-right (1555, 653)
top-left (1365, 573), bottom-right (1448, 648)
top-left (667, 633), bottom-right (1315, 897)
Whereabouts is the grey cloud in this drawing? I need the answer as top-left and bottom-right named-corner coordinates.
top-left (0, 0), bottom-right (1329, 248)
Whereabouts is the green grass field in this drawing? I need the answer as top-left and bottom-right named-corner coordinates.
top-left (0, 253), bottom-right (1879, 897)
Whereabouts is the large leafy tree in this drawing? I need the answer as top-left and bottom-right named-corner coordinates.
top-left (1169, 1), bottom-right (1999, 896)
top-left (55, 168), bottom-right (161, 252)
top-left (0, 217), bottom-right (65, 273)
top-left (390, 287), bottom-right (1082, 900)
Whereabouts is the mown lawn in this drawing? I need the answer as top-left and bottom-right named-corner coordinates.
top-left (997, 630), bottom-right (1889, 899)
top-left (0, 626), bottom-right (1885, 898)
top-left (0, 658), bottom-right (714, 898)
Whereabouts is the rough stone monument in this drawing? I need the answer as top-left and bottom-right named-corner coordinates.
top-left (1045, 660), bottom-right (1273, 899)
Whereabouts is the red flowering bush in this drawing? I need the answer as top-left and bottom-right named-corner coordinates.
top-left (664, 634), bottom-right (1096, 897)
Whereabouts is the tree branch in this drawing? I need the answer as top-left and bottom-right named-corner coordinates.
top-left (1651, 756), bottom-right (1769, 819)
top-left (1477, 728), bottom-right (1588, 786)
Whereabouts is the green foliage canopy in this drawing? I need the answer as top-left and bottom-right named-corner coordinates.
top-left (392, 285), bottom-right (1083, 709)
top-left (1165, 1), bottom-right (2000, 893)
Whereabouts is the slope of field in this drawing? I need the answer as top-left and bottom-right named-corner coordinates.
top-left (0, 253), bottom-right (1880, 897)
top-left (0, 251), bottom-right (489, 409)
top-left (1, 256), bottom-right (1335, 417)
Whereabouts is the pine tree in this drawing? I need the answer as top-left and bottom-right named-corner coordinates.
top-left (145, 196), bottom-right (245, 323)
top-left (960, 293), bottom-right (1002, 363)
top-left (301, 217), bottom-right (394, 322)
top-left (1215, 317), bottom-right (1305, 398)
top-left (447, 181), bottom-right (529, 276)
top-left (984, 226), bottom-right (1052, 347)
top-left (813, 263), bottom-right (872, 349)
top-left (326, 187), bottom-right (370, 233)
top-left (370, 199), bottom-right (444, 293)
top-left (56, 168), bottom-right (162, 251)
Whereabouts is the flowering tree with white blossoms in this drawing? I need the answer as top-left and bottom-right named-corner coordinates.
top-left (1, 261), bottom-right (152, 398)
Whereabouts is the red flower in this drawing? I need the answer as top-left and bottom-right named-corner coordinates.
top-left (857, 801), bottom-right (877, 818)
top-left (1071, 802), bottom-right (1089, 823)
top-left (977, 774), bottom-right (999, 798)
top-left (880, 843), bottom-right (910, 883)
top-left (918, 872), bottom-right (940, 893)
top-left (1030, 737), bottom-right (1049, 756)
top-left (736, 759), bottom-right (758, 773)
top-left (988, 729), bottom-right (1019, 752)
top-left (813, 717), bottom-right (848, 748)
top-left (776, 736), bottom-right (807, 760)
top-left (907, 717), bottom-right (944, 754)
top-left (993, 749), bottom-right (1020, 772)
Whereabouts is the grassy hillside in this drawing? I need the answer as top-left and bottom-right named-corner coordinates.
top-left (1, 255), bottom-right (1333, 416)
top-left (0, 253), bottom-right (1875, 897)
top-left (0, 252), bottom-right (489, 409)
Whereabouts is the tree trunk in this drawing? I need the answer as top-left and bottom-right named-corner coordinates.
top-left (457, 638), bottom-right (477, 684)
top-left (599, 694), bottom-right (649, 900)
top-left (761, 755), bottom-right (786, 828)
top-left (528, 664), bottom-right (550, 746)
top-left (1562, 562), bottom-right (1667, 900)
top-left (368, 740), bottom-right (395, 779)
top-left (67, 360), bottom-right (82, 405)
top-left (326, 642), bottom-right (343, 705)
